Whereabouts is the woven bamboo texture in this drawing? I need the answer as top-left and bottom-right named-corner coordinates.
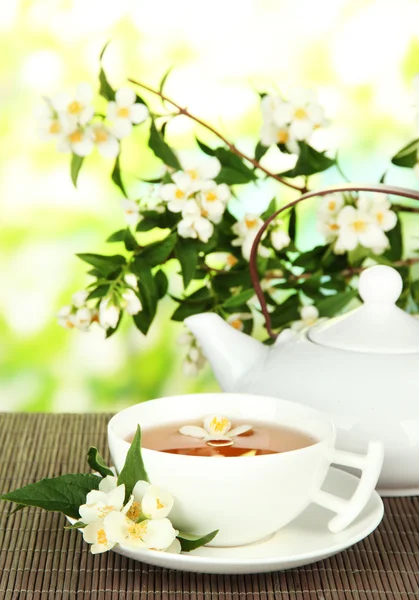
top-left (0, 413), bottom-right (418, 599)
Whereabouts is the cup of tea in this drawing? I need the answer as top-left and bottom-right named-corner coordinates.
top-left (108, 393), bottom-right (383, 547)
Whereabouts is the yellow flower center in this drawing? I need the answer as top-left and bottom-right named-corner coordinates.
top-left (69, 130), bottom-right (83, 144)
top-left (68, 100), bottom-right (83, 114)
top-left (97, 528), bottom-right (108, 545)
top-left (229, 319), bottom-right (243, 330)
top-left (329, 223), bottom-right (339, 231)
top-left (226, 254), bottom-right (238, 267)
top-left (245, 217), bottom-right (258, 229)
top-left (156, 498), bottom-right (164, 510)
top-left (210, 416), bottom-right (230, 432)
top-left (376, 211), bottom-right (384, 225)
top-left (328, 201), bottom-right (336, 211)
top-left (98, 505), bottom-right (115, 519)
top-left (186, 169), bottom-right (198, 180)
top-left (201, 208), bottom-right (209, 218)
top-left (294, 108), bottom-right (307, 119)
top-left (127, 521), bottom-right (148, 540)
top-left (65, 319), bottom-right (74, 329)
top-left (175, 189), bottom-right (185, 199)
top-left (118, 107), bottom-right (130, 118)
top-left (277, 129), bottom-right (289, 143)
top-left (206, 191), bottom-right (217, 202)
top-left (49, 121), bottom-right (61, 134)
top-left (126, 501), bottom-right (142, 521)
top-left (352, 220), bottom-right (367, 233)
top-left (94, 129), bottom-right (108, 144)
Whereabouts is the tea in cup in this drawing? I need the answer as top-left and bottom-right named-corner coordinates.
top-left (108, 393), bottom-right (383, 547)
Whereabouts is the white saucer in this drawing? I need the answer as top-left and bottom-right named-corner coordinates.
top-left (107, 468), bottom-right (384, 574)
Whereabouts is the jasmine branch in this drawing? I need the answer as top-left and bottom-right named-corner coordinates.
top-left (128, 78), bottom-right (307, 193)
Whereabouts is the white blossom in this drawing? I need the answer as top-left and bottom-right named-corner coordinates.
top-left (83, 519), bottom-right (116, 554)
top-left (318, 194), bottom-right (345, 218)
top-left (178, 329), bottom-right (206, 377)
top-left (291, 305), bottom-right (320, 331)
top-left (56, 124), bottom-right (94, 156)
top-left (87, 123), bottom-right (119, 158)
top-left (335, 206), bottom-right (389, 255)
top-left (177, 200), bottom-right (214, 243)
top-left (36, 100), bottom-right (69, 143)
top-left (180, 414), bottom-right (252, 444)
top-left (226, 312), bottom-right (253, 332)
top-left (72, 290), bottom-right (89, 308)
top-left (130, 481), bottom-right (174, 520)
top-left (180, 156), bottom-right (221, 189)
top-left (57, 306), bottom-right (75, 330)
top-left (107, 87), bottom-right (149, 139)
top-left (198, 182), bottom-right (230, 224)
top-left (357, 194), bottom-right (397, 233)
top-left (231, 214), bottom-right (270, 261)
top-left (270, 222), bottom-right (291, 251)
top-left (79, 476), bottom-right (126, 524)
top-left (273, 87), bottom-right (327, 142)
top-left (121, 199), bottom-right (141, 227)
top-left (124, 273), bottom-right (138, 290)
top-left (122, 289), bottom-right (142, 316)
top-left (72, 307), bottom-right (93, 331)
top-left (99, 298), bottom-right (120, 330)
top-left (160, 172), bottom-right (195, 213)
top-left (52, 83), bottom-right (94, 126)
top-left (104, 512), bottom-right (178, 551)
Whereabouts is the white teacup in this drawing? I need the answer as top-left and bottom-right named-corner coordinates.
top-left (108, 393), bottom-right (383, 547)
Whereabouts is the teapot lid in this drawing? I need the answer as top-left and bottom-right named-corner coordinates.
top-left (308, 265), bottom-right (419, 354)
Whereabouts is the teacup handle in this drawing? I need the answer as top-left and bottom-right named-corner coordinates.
top-left (313, 441), bottom-right (384, 533)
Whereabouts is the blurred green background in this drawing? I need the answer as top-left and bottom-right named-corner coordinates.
top-left (1, 0), bottom-right (419, 412)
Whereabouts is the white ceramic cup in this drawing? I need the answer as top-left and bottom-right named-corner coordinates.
top-left (108, 393), bottom-right (383, 547)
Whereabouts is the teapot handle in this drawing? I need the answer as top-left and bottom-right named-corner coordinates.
top-left (249, 183), bottom-right (419, 339)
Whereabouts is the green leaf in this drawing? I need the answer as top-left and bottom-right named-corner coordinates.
top-left (411, 280), bottom-right (419, 305)
top-left (99, 40), bottom-right (111, 61)
top-left (148, 120), bottom-right (181, 170)
top-left (177, 529), bottom-right (219, 552)
top-left (269, 294), bottom-right (300, 329)
top-left (0, 474), bottom-right (100, 519)
top-left (138, 233), bottom-right (177, 267)
top-left (288, 206), bottom-right (297, 242)
top-left (86, 284), bottom-right (110, 300)
top-left (171, 288), bottom-right (214, 321)
top-left (132, 258), bottom-right (158, 334)
top-left (316, 289), bottom-right (358, 317)
top-left (99, 68), bottom-right (114, 101)
top-left (261, 198), bottom-right (276, 220)
top-left (347, 245), bottom-right (370, 267)
top-left (64, 521), bottom-right (87, 530)
top-left (175, 239), bottom-right (198, 289)
top-left (159, 66), bottom-right (173, 94)
top-left (223, 289), bottom-right (254, 308)
top-left (117, 425), bottom-right (149, 503)
top-left (107, 229), bottom-right (126, 243)
top-left (77, 253), bottom-right (126, 276)
top-left (293, 246), bottom-right (325, 270)
top-left (155, 269), bottom-right (168, 299)
top-left (214, 148), bottom-right (256, 184)
top-left (71, 154), bottom-right (84, 187)
top-left (87, 447), bottom-right (114, 478)
top-left (279, 142), bottom-right (336, 178)
top-left (196, 138), bottom-right (216, 156)
top-left (111, 156), bottom-right (127, 196)
top-left (124, 228), bottom-right (139, 251)
top-left (255, 142), bottom-right (268, 162)
top-left (391, 139), bottom-right (419, 168)
top-left (384, 217), bottom-right (402, 261)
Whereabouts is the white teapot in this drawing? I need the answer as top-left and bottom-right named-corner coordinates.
top-left (186, 184), bottom-right (419, 497)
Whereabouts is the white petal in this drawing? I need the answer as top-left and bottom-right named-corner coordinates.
top-left (141, 518), bottom-right (178, 550)
top-left (228, 424), bottom-right (252, 437)
top-left (172, 171), bottom-right (194, 190)
top-left (300, 305), bottom-right (319, 321)
top-left (165, 537), bottom-right (182, 554)
top-left (79, 503), bottom-right (103, 524)
top-left (103, 511), bottom-right (129, 544)
top-left (72, 290), bottom-right (88, 308)
top-left (379, 211), bottom-right (397, 232)
top-left (85, 490), bottom-right (107, 505)
top-left (112, 118), bottom-right (133, 139)
top-left (106, 101), bottom-right (118, 121)
top-left (76, 83), bottom-right (93, 104)
top-left (306, 103), bottom-right (325, 125)
top-left (198, 156), bottom-right (221, 180)
top-left (177, 219), bottom-right (197, 239)
top-left (273, 103), bottom-right (293, 126)
top-left (123, 290), bottom-right (142, 315)
top-left (359, 226), bottom-right (388, 250)
top-left (115, 87), bottom-right (136, 107)
top-left (195, 217), bottom-right (214, 242)
top-left (336, 229), bottom-right (358, 251)
top-left (179, 425), bottom-right (208, 438)
top-left (337, 205), bottom-right (357, 226)
top-left (141, 486), bottom-right (174, 519)
top-left (160, 183), bottom-right (176, 201)
top-left (132, 480), bottom-right (150, 501)
top-left (97, 136), bottom-right (120, 159)
top-left (168, 198), bottom-right (186, 213)
top-left (107, 485), bottom-right (126, 510)
top-left (79, 106), bottom-right (94, 125)
top-left (288, 87), bottom-right (317, 105)
top-left (72, 138), bottom-right (94, 157)
top-left (260, 122), bottom-right (278, 146)
top-left (129, 103), bottom-right (149, 124)
top-left (289, 118), bottom-right (313, 141)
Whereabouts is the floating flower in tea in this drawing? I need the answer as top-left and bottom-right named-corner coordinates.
top-left (179, 415), bottom-right (252, 447)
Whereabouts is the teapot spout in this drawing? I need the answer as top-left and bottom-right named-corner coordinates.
top-left (185, 313), bottom-right (268, 391)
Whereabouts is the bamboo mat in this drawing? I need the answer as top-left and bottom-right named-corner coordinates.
top-left (0, 413), bottom-right (418, 600)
